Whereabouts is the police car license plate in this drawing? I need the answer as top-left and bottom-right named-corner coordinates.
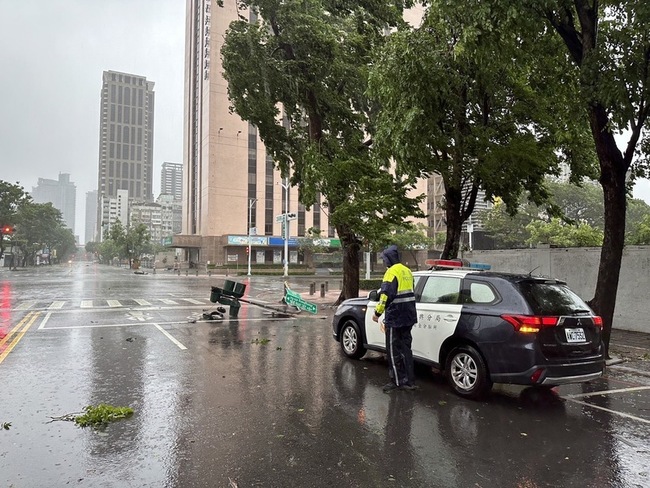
top-left (565, 328), bottom-right (586, 343)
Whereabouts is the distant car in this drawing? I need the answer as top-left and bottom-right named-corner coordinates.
top-left (332, 262), bottom-right (604, 399)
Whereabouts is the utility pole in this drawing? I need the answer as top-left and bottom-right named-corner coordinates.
top-left (281, 177), bottom-right (290, 277)
top-left (247, 198), bottom-right (257, 276)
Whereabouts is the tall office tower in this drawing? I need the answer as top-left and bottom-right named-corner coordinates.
top-left (85, 190), bottom-right (98, 244)
top-left (31, 173), bottom-right (76, 233)
top-left (175, 0), bottom-right (334, 266)
top-left (97, 71), bottom-right (155, 203)
top-left (160, 162), bottom-right (183, 200)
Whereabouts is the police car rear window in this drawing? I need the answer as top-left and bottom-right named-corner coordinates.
top-left (517, 281), bottom-right (590, 316)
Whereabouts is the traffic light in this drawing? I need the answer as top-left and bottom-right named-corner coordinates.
top-left (2, 225), bottom-right (14, 235)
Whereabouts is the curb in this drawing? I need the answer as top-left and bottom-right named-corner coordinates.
top-left (608, 364), bottom-right (650, 379)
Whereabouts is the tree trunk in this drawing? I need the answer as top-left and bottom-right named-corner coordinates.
top-left (587, 108), bottom-right (628, 359)
top-left (336, 223), bottom-right (360, 305)
top-left (441, 186), bottom-right (463, 259)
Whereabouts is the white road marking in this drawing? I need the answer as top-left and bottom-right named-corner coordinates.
top-left (39, 316), bottom-right (294, 330)
top-left (134, 299), bottom-right (151, 306)
top-left (182, 298), bottom-right (204, 304)
top-left (80, 300), bottom-right (93, 308)
top-left (107, 300), bottom-right (122, 307)
top-left (564, 386), bottom-right (650, 399)
top-left (38, 312), bottom-right (52, 330)
top-left (566, 398), bottom-right (650, 425)
top-left (154, 324), bottom-right (187, 350)
top-left (48, 301), bottom-right (65, 310)
top-left (160, 299), bottom-right (178, 305)
top-left (16, 301), bottom-right (37, 311)
top-left (127, 311), bottom-right (151, 322)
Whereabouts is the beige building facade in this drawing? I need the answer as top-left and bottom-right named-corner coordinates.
top-left (175, 0), bottom-right (334, 266)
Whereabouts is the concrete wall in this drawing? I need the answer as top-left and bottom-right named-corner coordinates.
top-left (465, 246), bottom-right (650, 333)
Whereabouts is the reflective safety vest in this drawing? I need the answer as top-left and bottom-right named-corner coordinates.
top-left (375, 263), bottom-right (417, 328)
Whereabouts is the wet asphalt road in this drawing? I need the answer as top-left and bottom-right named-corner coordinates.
top-left (1, 263), bottom-right (649, 488)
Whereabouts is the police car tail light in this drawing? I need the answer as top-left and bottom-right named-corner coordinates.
top-left (502, 315), bottom-right (558, 333)
top-left (530, 368), bottom-right (545, 383)
top-left (593, 316), bottom-right (603, 328)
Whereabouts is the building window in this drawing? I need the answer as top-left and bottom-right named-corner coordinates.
top-left (109, 161), bottom-right (114, 177)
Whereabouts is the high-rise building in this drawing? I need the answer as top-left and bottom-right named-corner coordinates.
top-left (160, 162), bottom-right (183, 200)
top-left (85, 190), bottom-right (98, 244)
top-left (175, 1), bottom-right (334, 266)
top-left (31, 173), bottom-right (76, 233)
top-left (96, 71), bottom-right (155, 205)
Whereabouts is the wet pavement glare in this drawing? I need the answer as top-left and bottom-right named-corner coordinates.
top-left (1, 263), bottom-right (649, 487)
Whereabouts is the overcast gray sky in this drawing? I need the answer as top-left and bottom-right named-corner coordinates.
top-left (0, 0), bottom-right (185, 239)
top-left (1, 0), bottom-right (649, 242)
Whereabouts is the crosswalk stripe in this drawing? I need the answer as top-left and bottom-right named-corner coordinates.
top-left (49, 301), bottom-right (65, 310)
top-left (182, 298), bottom-right (204, 304)
top-left (81, 300), bottom-right (93, 308)
top-left (16, 301), bottom-right (37, 310)
top-left (160, 299), bottom-right (178, 305)
top-left (107, 300), bottom-right (122, 307)
top-left (134, 299), bottom-right (151, 306)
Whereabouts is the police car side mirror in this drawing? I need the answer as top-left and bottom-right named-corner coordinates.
top-left (368, 290), bottom-right (379, 301)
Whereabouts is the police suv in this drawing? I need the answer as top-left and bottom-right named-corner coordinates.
top-left (332, 260), bottom-right (605, 399)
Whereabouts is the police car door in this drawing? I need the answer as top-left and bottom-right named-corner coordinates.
top-left (413, 275), bottom-right (463, 365)
top-left (364, 275), bottom-right (425, 349)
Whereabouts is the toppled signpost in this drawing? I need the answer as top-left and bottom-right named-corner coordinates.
top-left (202, 280), bottom-right (317, 321)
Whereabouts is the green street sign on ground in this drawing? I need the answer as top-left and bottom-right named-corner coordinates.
top-left (285, 294), bottom-right (318, 314)
top-left (283, 283), bottom-right (318, 314)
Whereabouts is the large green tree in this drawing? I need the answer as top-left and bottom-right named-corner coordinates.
top-left (482, 180), bottom-right (649, 247)
top-left (369, 5), bottom-right (592, 260)
top-left (221, 0), bottom-right (423, 302)
top-left (13, 202), bottom-right (74, 266)
top-left (526, 218), bottom-right (604, 247)
top-left (456, 0), bottom-right (650, 359)
top-left (0, 180), bottom-right (31, 260)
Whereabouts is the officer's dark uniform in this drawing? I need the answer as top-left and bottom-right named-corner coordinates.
top-left (374, 245), bottom-right (418, 391)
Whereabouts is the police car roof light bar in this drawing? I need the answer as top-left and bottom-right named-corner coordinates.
top-left (424, 259), bottom-right (491, 271)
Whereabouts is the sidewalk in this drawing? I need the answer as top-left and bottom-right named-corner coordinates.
top-left (609, 329), bottom-right (650, 375)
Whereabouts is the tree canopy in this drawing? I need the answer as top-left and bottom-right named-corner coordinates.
top-left (431, 0), bottom-right (650, 355)
top-left (481, 180), bottom-right (650, 248)
top-left (221, 0), bottom-right (424, 301)
top-left (369, 3), bottom-right (595, 259)
top-left (0, 180), bottom-right (31, 259)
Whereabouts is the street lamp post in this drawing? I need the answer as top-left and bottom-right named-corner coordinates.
top-left (280, 177), bottom-right (290, 277)
top-left (247, 198), bottom-right (257, 276)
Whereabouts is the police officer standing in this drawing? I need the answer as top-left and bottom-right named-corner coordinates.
top-left (372, 245), bottom-right (418, 392)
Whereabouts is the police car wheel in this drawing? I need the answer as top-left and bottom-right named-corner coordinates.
top-left (445, 345), bottom-right (492, 399)
top-left (340, 319), bottom-right (366, 359)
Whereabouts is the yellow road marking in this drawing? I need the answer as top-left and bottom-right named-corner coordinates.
top-left (0, 312), bottom-right (34, 348)
top-left (0, 312), bottom-right (41, 364)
